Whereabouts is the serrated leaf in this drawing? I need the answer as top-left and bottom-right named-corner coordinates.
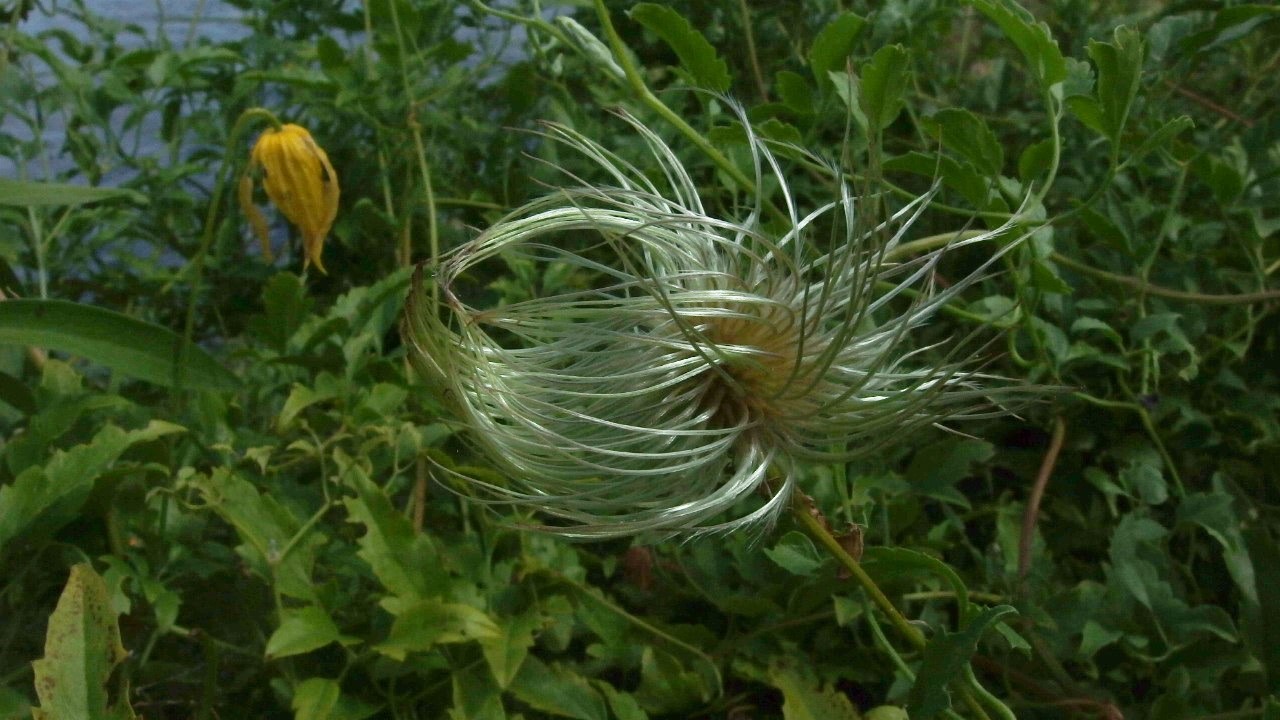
top-left (923, 108), bottom-right (1004, 177)
top-left (634, 647), bottom-right (714, 716)
top-left (906, 605), bottom-right (1019, 718)
top-left (763, 530), bottom-right (826, 576)
top-left (1018, 138), bottom-right (1055, 184)
top-left (597, 683), bottom-right (648, 720)
top-left (192, 469), bottom-right (322, 602)
top-left (277, 380), bottom-right (342, 431)
top-left (1066, 95), bottom-right (1105, 135)
top-left (480, 611), bottom-right (538, 689)
top-left (808, 12), bottom-right (866, 86)
top-left (451, 665), bottom-right (507, 720)
top-left (375, 600), bottom-right (499, 661)
top-left (0, 300), bottom-right (239, 390)
top-left (882, 151), bottom-right (994, 210)
top-left (1087, 26), bottom-right (1145, 144)
top-left (1128, 115), bottom-right (1193, 165)
top-left (265, 606), bottom-right (352, 660)
top-left (775, 70), bottom-right (814, 114)
top-left (249, 272), bottom-right (313, 353)
top-left (509, 657), bottom-right (608, 720)
top-left (904, 438), bottom-right (994, 508)
top-left (31, 564), bottom-right (137, 720)
top-left (965, 0), bottom-right (1066, 91)
top-left (340, 461), bottom-right (447, 603)
top-left (628, 4), bottom-right (729, 92)
top-left (860, 44), bottom-right (909, 133)
top-left (0, 421), bottom-right (185, 554)
top-left (0, 178), bottom-right (146, 207)
top-left (768, 667), bottom-right (859, 720)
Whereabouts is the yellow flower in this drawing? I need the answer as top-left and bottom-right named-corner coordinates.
top-left (238, 123), bottom-right (339, 273)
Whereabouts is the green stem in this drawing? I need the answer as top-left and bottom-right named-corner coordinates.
top-left (591, 0), bottom-right (760, 201)
top-left (791, 497), bottom-right (925, 650)
top-left (1052, 252), bottom-right (1280, 305)
top-left (176, 107), bottom-right (281, 397)
top-left (555, 571), bottom-right (723, 689)
top-left (736, 0), bottom-right (768, 102)
top-left (1032, 90), bottom-right (1062, 206)
top-left (387, 0), bottom-right (440, 287)
top-left (794, 494), bottom-right (1007, 719)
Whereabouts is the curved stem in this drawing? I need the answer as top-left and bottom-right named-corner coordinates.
top-left (1053, 251), bottom-right (1280, 305)
top-left (592, 0), bottom-right (763, 204)
top-left (1019, 416), bottom-right (1065, 581)
top-left (176, 106), bottom-right (281, 397)
top-left (790, 495), bottom-right (925, 650)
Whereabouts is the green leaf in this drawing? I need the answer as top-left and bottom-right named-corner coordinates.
top-left (292, 678), bottom-right (339, 720)
top-left (292, 678), bottom-right (380, 720)
top-left (555, 16), bottom-right (624, 82)
top-left (31, 564), bottom-right (137, 720)
top-left (865, 708), bottom-right (909, 720)
top-left (265, 606), bottom-right (353, 660)
top-left (249, 272), bottom-right (313, 353)
top-left (923, 108), bottom-right (1004, 177)
top-left (596, 683), bottom-right (648, 720)
top-left (1244, 526), bottom-right (1280, 694)
top-left (1087, 26), bottom-right (1145, 144)
top-left (859, 44), bottom-right (909, 133)
top-left (827, 70), bottom-right (869, 147)
top-left (628, 4), bottom-right (730, 92)
top-left (1017, 138), bottom-right (1055, 184)
top-left (451, 665), bottom-right (507, 720)
top-left (191, 469), bottom-right (322, 602)
top-left (0, 178), bottom-right (146, 207)
top-left (340, 460), bottom-right (448, 603)
top-left (808, 12), bottom-right (866, 86)
top-left (0, 421), bottom-right (185, 554)
top-left (882, 151), bottom-right (994, 210)
top-left (767, 666), bottom-right (859, 720)
top-left (480, 611), bottom-right (538, 689)
top-left (1066, 95), bottom-right (1105, 135)
top-left (1128, 115), bottom-right (1193, 166)
top-left (0, 687), bottom-right (31, 719)
top-left (763, 530), bottom-right (827, 576)
top-left (906, 605), bottom-right (1019, 718)
top-left (375, 599), bottom-right (500, 661)
top-left (508, 657), bottom-right (608, 720)
top-left (0, 300), bottom-right (239, 390)
top-left (904, 438), bottom-right (994, 508)
top-left (277, 378), bottom-right (343, 431)
top-left (1180, 5), bottom-right (1280, 56)
top-left (862, 547), bottom-right (970, 616)
top-left (775, 70), bottom-right (814, 115)
top-left (964, 0), bottom-right (1066, 91)
top-left (634, 647), bottom-right (714, 716)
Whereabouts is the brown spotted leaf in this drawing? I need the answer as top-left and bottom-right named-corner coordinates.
top-left (31, 564), bottom-right (136, 720)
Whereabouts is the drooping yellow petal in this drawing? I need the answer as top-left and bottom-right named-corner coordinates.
top-left (245, 123), bottom-right (339, 273)
top-left (237, 170), bottom-right (273, 261)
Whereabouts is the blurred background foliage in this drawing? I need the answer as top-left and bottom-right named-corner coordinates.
top-left (0, 0), bottom-right (1278, 718)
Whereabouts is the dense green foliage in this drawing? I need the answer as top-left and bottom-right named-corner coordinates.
top-left (1, 1), bottom-right (1278, 718)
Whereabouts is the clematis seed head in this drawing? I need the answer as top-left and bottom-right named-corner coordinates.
top-left (404, 104), bottom-right (1038, 538)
